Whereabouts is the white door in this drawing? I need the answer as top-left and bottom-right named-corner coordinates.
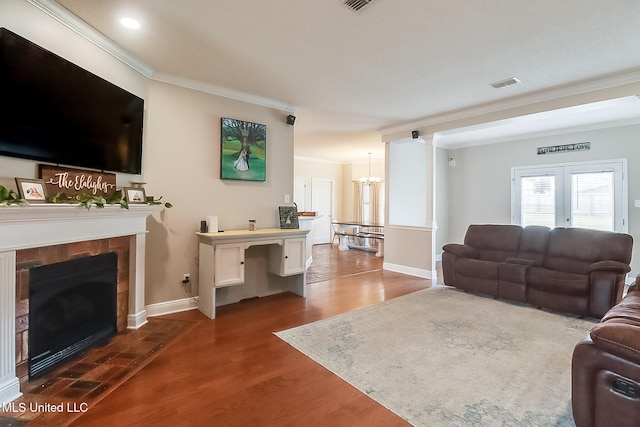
top-left (311, 179), bottom-right (334, 244)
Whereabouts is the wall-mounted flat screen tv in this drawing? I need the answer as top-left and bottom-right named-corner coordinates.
top-left (0, 28), bottom-right (144, 174)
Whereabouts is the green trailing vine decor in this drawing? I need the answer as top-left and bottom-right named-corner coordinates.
top-left (48, 191), bottom-right (173, 210)
top-left (0, 184), bottom-right (172, 210)
top-left (0, 185), bottom-right (25, 206)
top-left (48, 190), bottom-right (129, 210)
top-left (147, 196), bottom-right (173, 209)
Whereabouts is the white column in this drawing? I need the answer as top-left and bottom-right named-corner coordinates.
top-left (127, 233), bottom-right (148, 329)
top-left (0, 251), bottom-right (21, 404)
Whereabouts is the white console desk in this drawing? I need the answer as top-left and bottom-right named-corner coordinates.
top-left (197, 228), bottom-right (310, 319)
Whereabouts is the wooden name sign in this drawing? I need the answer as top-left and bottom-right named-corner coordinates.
top-left (39, 165), bottom-right (117, 197)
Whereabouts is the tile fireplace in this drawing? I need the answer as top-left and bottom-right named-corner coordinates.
top-left (0, 204), bottom-right (158, 404)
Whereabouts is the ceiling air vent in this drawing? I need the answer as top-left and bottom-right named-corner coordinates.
top-left (489, 77), bottom-right (521, 89)
top-left (343, 0), bottom-right (374, 12)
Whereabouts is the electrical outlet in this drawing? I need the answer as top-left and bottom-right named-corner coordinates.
top-left (182, 273), bottom-right (190, 284)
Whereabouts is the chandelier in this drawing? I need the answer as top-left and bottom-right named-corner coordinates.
top-left (359, 152), bottom-right (381, 184)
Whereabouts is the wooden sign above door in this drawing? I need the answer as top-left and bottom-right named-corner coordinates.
top-left (39, 165), bottom-right (117, 197)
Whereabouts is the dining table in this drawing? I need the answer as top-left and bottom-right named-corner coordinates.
top-left (333, 221), bottom-right (384, 257)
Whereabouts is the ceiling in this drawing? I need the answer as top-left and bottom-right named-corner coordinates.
top-left (51, 0), bottom-right (640, 161)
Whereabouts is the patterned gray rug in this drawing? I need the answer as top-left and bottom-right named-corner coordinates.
top-left (275, 286), bottom-right (596, 426)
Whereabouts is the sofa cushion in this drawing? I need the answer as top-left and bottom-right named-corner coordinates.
top-left (517, 225), bottom-right (550, 263)
top-left (463, 224), bottom-right (522, 262)
top-left (544, 228), bottom-right (633, 274)
top-left (527, 266), bottom-right (590, 295)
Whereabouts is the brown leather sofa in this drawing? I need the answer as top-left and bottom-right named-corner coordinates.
top-left (442, 224), bottom-right (633, 318)
top-left (571, 280), bottom-right (640, 427)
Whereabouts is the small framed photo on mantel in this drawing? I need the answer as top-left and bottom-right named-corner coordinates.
top-left (15, 178), bottom-right (47, 203)
top-left (123, 187), bottom-right (147, 204)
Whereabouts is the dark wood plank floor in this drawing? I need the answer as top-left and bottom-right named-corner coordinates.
top-left (61, 246), bottom-right (432, 426)
top-left (306, 243), bottom-right (384, 283)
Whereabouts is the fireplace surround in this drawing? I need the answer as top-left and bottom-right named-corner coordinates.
top-left (0, 204), bottom-right (157, 404)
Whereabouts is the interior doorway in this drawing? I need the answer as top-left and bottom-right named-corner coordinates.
top-left (294, 177), bottom-right (334, 245)
top-left (311, 179), bottom-right (333, 245)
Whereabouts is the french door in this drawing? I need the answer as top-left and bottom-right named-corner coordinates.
top-left (512, 160), bottom-right (626, 232)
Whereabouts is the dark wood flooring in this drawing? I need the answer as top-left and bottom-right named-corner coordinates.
top-left (7, 245), bottom-right (432, 426)
top-left (306, 243), bottom-right (383, 283)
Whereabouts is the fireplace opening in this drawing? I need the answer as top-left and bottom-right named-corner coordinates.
top-left (29, 252), bottom-right (118, 379)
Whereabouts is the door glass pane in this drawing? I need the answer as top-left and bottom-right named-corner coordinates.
top-left (571, 172), bottom-right (614, 231)
top-left (520, 175), bottom-right (555, 228)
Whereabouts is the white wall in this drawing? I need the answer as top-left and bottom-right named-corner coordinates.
top-left (143, 81), bottom-right (294, 304)
top-left (438, 124), bottom-right (640, 277)
top-left (1, 1), bottom-right (295, 307)
top-left (383, 139), bottom-right (436, 278)
top-left (388, 140), bottom-right (428, 227)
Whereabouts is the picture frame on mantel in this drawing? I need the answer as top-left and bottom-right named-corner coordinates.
top-left (220, 117), bottom-right (267, 181)
top-left (15, 178), bottom-right (47, 203)
top-left (123, 187), bottom-right (147, 204)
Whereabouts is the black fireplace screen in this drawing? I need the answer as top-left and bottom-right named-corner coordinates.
top-left (29, 252), bottom-right (118, 379)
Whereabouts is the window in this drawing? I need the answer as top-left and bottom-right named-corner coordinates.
top-left (512, 160), bottom-right (626, 232)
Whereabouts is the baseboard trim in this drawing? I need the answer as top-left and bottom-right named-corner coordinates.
top-left (146, 297), bottom-right (199, 318)
top-left (383, 262), bottom-right (436, 280)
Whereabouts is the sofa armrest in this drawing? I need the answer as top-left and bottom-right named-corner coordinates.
top-left (588, 260), bottom-right (631, 274)
top-left (589, 320), bottom-right (640, 365)
top-left (442, 243), bottom-right (477, 258)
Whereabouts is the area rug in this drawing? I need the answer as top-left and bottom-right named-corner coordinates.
top-left (275, 286), bottom-right (596, 426)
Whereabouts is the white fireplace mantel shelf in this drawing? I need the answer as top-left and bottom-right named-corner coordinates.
top-left (0, 203), bottom-right (159, 404)
top-left (0, 204), bottom-right (159, 251)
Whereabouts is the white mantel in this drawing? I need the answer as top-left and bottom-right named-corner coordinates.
top-left (0, 204), bottom-right (158, 404)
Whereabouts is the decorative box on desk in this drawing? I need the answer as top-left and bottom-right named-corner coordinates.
top-left (196, 228), bottom-right (310, 319)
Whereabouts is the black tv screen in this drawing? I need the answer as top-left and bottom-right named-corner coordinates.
top-left (0, 28), bottom-right (144, 174)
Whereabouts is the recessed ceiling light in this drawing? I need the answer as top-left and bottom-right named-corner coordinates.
top-left (120, 17), bottom-right (140, 29)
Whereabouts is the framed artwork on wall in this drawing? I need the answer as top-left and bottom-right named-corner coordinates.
top-left (220, 117), bottom-right (267, 181)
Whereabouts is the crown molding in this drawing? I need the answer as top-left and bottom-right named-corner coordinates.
top-left (26, 0), bottom-right (154, 77)
top-left (26, 1), bottom-right (294, 112)
top-left (379, 70), bottom-right (640, 136)
top-left (151, 72), bottom-right (292, 112)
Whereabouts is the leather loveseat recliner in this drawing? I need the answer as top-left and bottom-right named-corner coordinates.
top-left (571, 280), bottom-right (640, 427)
top-left (442, 224), bottom-right (633, 318)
